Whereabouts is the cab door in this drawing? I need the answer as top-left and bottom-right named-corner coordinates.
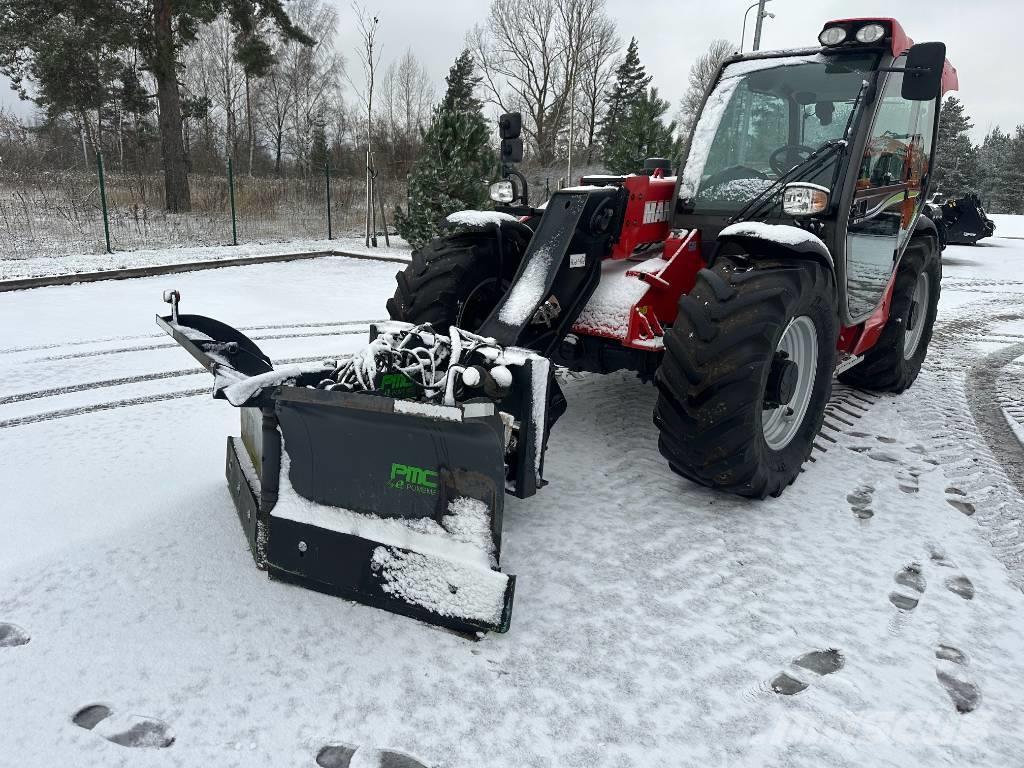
top-left (846, 55), bottom-right (938, 319)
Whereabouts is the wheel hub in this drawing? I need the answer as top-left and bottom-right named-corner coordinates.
top-left (764, 352), bottom-right (799, 409)
top-left (762, 316), bottom-right (819, 451)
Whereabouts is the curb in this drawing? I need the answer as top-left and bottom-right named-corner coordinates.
top-left (0, 249), bottom-right (410, 293)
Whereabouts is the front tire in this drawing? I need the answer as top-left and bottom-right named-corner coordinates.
top-left (838, 239), bottom-right (940, 393)
top-left (654, 256), bottom-right (838, 499)
top-left (387, 228), bottom-right (527, 332)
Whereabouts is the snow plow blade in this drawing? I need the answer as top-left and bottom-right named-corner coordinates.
top-left (156, 294), bottom-right (553, 634)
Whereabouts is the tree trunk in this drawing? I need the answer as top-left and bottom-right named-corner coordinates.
top-left (152, 0), bottom-right (192, 212)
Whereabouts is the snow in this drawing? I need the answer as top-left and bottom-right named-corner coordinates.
top-left (720, 53), bottom-right (827, 79)
top-left (219, 362), bottom-right (329, 406)
top-left (392, 399), bottom-right (463, 422)
top-left (698, 177), bottom-right (776, 202)
top-left (679, 78), bottom-right (741, 199)
top-left (573, 259), bottom-right (651, 339)
top-left (0, 236), bottom-right (411, 282)
top-left (445, 210), bottom-right (519, 227)
top-left (271, 452), bottom-right (496, 570)
top-left (720, 220), bottom-right (829, 249)
top-left (3, 224), bottom-right (1024, 766)
top-left (497, 245), bottom-right (554, 326)
top-left (989, 214), bottom-right (1024, 238)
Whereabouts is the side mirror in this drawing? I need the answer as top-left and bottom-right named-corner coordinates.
top-left (901, 42), bottom-right (945, 101)
top-left (499, 112), bottom-right (524, 165)
top-left (499, 112), bottom-right (522, 139)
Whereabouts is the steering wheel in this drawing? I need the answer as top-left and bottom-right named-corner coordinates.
top-left (770, 145), bottom-right (816, 176)
top-left (700, 164), bottom-right (768, 190)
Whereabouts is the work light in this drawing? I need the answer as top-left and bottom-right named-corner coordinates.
top-left (855, 23), bottom-right (886, 43)
top-left (818, 26), bottom-right (847, 46)
top-left (490, 180), bottom-right (514, 204)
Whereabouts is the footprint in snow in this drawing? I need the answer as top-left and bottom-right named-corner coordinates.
top-left (847, 484), bottom-right (875, 519)
top-left (316, 744), bottom-right (430, 768)
top-left (896, 467), bottom-right (920, 494)
top-left (935, 644), bottom-right (981, 713)
top-left (73, 703), bottom-right (174, 748)
top-left (769, 649), bottom-right (844, 695)
top-left (929, 545), bottom-right (958, 569)
top-left (889, 563), bottom-right (926, 611)
top-left (946, 574), bottom-right (975, 600)
top-left (0, 622), bottom-right (30, 647)
top-left (944, 486), bottom-right (975, 515)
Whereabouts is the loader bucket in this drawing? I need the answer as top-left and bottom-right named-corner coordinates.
top-left (157, 303), bottom-right (550, 634)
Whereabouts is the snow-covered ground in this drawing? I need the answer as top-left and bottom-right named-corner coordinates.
top-left (2, 229), bottom-right (1024, 768)
top-left (0, 235), bottom-right (411, 282)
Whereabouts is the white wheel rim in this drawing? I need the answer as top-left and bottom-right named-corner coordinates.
top-left (762, 316), bottom-right (819, 451)
top-left (903, 272), bottom-right (930, 359)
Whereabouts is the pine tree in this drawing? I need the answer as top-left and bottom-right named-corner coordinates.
top-left (933, 96), bottom-right (977, 196)
top-left (394, 49), bottom-right (495, 249)
top-left (599, 40), bottom-right (676, 173)
top-left (441, 49), bottom-right (483, 114)
top-left (975, 127), bottom-right (1011, 212)
top-left (599, 39), bottom-right (650, 160)
top-left (605, 87), bottom-right (678, 173)
top-left (1004, 126), bottom-right (1024, 215)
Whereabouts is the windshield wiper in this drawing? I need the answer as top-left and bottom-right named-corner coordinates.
top-left (728, 77), bottom-right (873, 225)
top-left (727, 140), bottom-right (847, 224)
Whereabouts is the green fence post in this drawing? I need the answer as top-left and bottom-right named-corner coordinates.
top-left (325, 162), bottom-right (333, 240)
top-left (96, 151), bottom-right (112, 254)
top-left (227, 157), bottom-right (238, 246)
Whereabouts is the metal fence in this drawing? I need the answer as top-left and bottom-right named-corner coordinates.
top-left (0, 156), bottom-right (404, 260)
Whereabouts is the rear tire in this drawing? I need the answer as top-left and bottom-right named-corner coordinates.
top-left (387, 229), bottom-right (527, 332)
top-left (838, 240), bottom-right (940, 393)
top-left (654, 256), bottom-right (838, 499)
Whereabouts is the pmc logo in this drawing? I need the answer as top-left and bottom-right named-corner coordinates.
top-left (388, 463), bottom-right (439, 495)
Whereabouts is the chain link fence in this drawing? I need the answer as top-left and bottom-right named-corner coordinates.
top-left (0, 159), bottom-right (405, 260)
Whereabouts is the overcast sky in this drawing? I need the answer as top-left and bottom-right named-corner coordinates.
top-left (1, 0), bottom-right (1019, 142)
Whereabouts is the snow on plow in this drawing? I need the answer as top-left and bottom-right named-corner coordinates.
top-left (156, 291), bottom-right (552, 634)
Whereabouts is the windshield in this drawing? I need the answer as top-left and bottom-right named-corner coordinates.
top-left (680, 52), bottom-right (881, 214)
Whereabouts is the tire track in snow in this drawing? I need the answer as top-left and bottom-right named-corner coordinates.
top-left (27, 326), bottom-right (371, 363)
top-left (0, 318), bottom-right (382, 356)
top-left (0, 354), bottom-right (353, 428)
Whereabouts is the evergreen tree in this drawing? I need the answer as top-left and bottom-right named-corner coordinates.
top-left (0, 1), bottom-right (312, 212)
top-left (604, 87), bottom-right (678, 173)
top-left (975, 127), bottom-right (1012, 212)
top-left (1004, 126), bottom-right (1024, 215)
top-left (394, 49), bottom-right (495, 249)
top-left (933, 96), bottom-right (977, 196)
top-left (599, 40), bottom-right (676, 173)
top-left (598, 38), bottom-right (650, 164)
top-left (441, 50), bottom-right (483, 114)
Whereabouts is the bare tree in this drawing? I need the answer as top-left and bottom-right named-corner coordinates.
top-left (347, 4), bottom-right (381, 245)
top-left (574, 14), bottom-right (618, 166)
top-left (470, 0), bottom-right (615, 167)
top-left (378, 48), bottom-right (434, 172)
top-left (676, 39), bottom-right (735, 142)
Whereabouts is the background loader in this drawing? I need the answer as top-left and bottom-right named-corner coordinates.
top-left (159, 17), bottom-right (957, 633)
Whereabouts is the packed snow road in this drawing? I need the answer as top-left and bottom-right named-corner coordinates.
top-left (2, 242), bottom-right (1024, 768)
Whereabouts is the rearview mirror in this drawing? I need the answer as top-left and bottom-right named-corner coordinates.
top-left (901, 42), bottom-right (946, 101)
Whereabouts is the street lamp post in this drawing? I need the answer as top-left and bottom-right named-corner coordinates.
top-left (741, 0), bottom-right (774, 52)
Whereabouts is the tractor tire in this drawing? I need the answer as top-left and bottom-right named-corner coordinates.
top-left (386, 228), bottom-right (526, 332)
top-left (654, 256), bottom-right (838, 499)
top-left (838, 239), bottom-right (940, 393)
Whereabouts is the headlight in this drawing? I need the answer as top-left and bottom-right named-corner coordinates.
top-left (783, 183), bottom-right (830, 216)
top-left (855, 23), bottom-right (886, 43)
top-left (489, 180), bottom-right (514, 204)
top-left (818, 26), bottom-right (847, 46)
